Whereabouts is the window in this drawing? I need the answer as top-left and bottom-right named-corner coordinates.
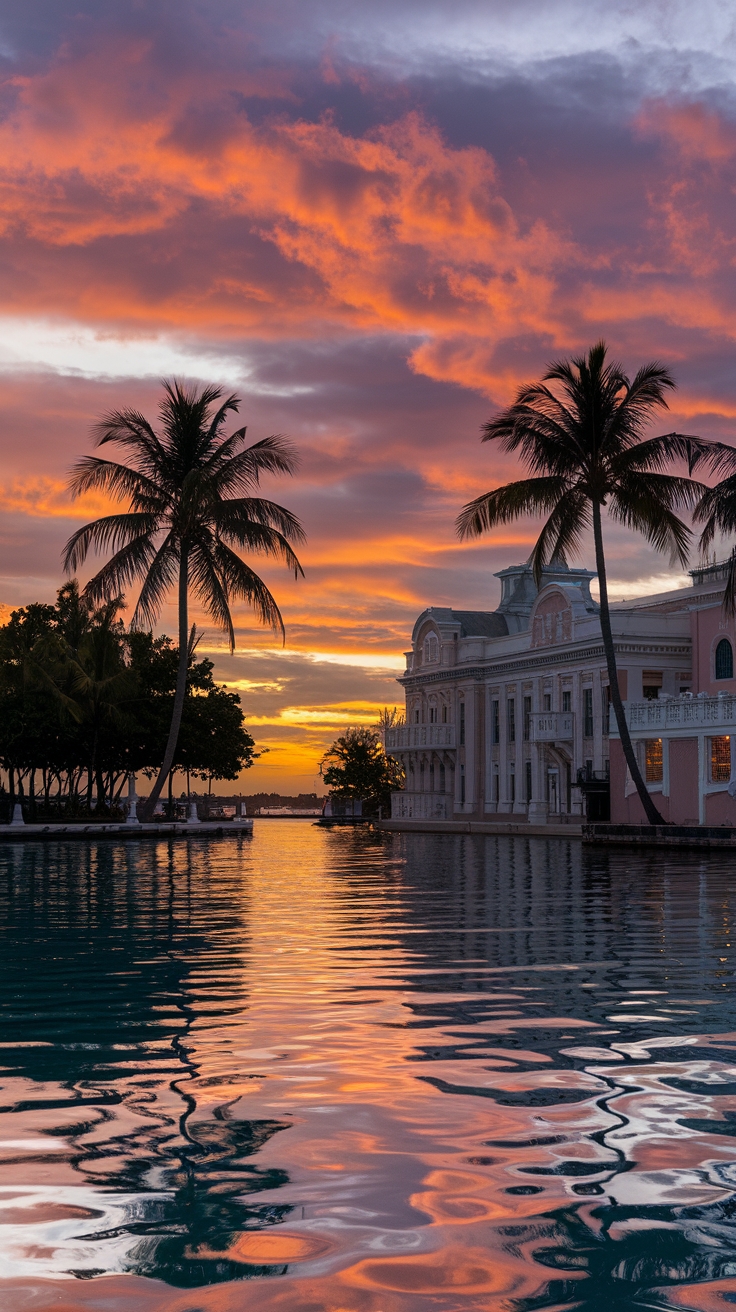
top-left (602, 685), bottom-right (611, 736)
top-left (439, 762), bottom-right (446, 793)
top-left (442, 705), bottom-right (447, 723)
top-left (543, 693), bottom-right (552, 711)
top-left (583, 688), bottom-right (594, 738)
top-left (492, 700), bottom-right (500, 744)
top-left (523, 695), bottom-right (532, 739)
top-left (716, 638), bottom-right (734, 681)
top-left (711, 736), bottom-right (731, 783)
top-left (562, 690), bottom-right (571, 713)
top-left (459, 701), bottom-right (465, 745)
top-left (525, 759), bottom-right (532, 802)
top-left (645, 739), bottom-right (663, 783)
top-left (509, 769), bottom-right (515, 803)
top-left (414, 708), bottom-right (420, 724)
top-left (493, 767), bottom-right (499, 802)
top-left (424, 633), bottom-right (439, 664)
top-left (507, 698), bottom-right (515, 743)
top-left (460, 763), bottom-right (465, 805)
top-left (429, 761), bottom-right (435, 790)
top-left (429, 705), bottom-right (437, 723)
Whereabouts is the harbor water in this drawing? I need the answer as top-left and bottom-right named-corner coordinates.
top-left (1, 821), bottom-right (736, 1310)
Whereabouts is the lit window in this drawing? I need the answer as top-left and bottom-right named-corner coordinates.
top-left (715, 639), bottom-right (733, 681)
top-left (645, 739), bottom-right (663, 783)
top-left (711, 736), bottom-right (731, 783)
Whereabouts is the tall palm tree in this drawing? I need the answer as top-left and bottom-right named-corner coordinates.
top-left (693, 457), bottom-right (736, 616)
top-left (456, 341), bottom-right (711, 826)
top-left (63, 380), bottom-right (305, 821)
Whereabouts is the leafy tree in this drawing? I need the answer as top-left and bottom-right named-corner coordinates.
top-left (0, 584), bottom-right (259, 817)
top-left (63, 380), bottom-right (305, 820)
top-left (30, 585), bottom-right (135, 810)
top-left (456, 341), bottom-right (717, 825)
top-left (321, 727), bottom-right (405, 816)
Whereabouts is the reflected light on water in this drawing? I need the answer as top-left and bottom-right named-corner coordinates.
top-left (0, 825), bottom-right (736, 1309)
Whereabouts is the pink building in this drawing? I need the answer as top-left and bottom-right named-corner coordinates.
top-left (610, 560), bottom-right (736, 827)
top-left (387, 557), bottom-right (736, 828)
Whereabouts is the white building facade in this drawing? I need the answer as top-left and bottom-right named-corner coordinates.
top-left (386, 560), bottom-right (694, 823)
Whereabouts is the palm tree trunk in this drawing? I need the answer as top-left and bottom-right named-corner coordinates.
top-left (141, 547), bottom-right (189, 822)
top-left (592, 502), bottom-right (665, 826)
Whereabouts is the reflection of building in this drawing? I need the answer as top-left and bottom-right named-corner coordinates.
top-left (385, 558), bottom-right (736, 825)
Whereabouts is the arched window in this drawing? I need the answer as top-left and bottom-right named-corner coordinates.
top-left (715, 638), bottom-right (734, 680)
top-left (424, 633), bottom-right (439, 664)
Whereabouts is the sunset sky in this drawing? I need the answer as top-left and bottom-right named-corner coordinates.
top-left (1, 0), bottom-right (736, 791)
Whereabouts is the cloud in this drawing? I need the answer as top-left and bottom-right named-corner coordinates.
top-left (3, 4), bottom-right (736, 788)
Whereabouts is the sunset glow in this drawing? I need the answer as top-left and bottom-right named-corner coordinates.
top-left (2, 0), bottom-right (736, 789)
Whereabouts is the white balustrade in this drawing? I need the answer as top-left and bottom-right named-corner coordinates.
top-left (529, 712), bottom-right (574, 742)
top-left (385, 725), bottom-right (456, 750)
top-left (615, 694), bottom-right (736, 735)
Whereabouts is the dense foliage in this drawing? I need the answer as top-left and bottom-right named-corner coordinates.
top-left (0, 581), bottom-right (256, 817)
top-left (321, 727), bottom-right (404, 816)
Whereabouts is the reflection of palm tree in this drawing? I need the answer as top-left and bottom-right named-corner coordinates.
top-left (63, 380), bottom-right (305, 820)
top-left (457, 342), bottom-right (708, 825)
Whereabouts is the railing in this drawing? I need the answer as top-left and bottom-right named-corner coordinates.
top-left (391, 791), bottom-right (450, 820)
top-left (385, 725), bottom-right (456, 750)
top-left (529, 711), bottom-right (574, 742)
top-left (616, 694), bottom-right (736, 734)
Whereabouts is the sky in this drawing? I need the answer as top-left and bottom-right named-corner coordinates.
top-left (1, 0), bottom-right (736, 792)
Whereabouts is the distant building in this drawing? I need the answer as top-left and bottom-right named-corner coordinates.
top-left (386, 558), bottom-right (736, 826)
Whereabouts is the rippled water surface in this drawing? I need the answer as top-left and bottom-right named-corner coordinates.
top-left (2, 824), bottom-right (736, 1310)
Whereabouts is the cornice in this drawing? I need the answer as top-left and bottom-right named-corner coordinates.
top-left (398, 638), bottom-right (691, 688)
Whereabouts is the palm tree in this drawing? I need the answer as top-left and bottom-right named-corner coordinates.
top-left (63, 380), bottom-right (305, 821)
top-left (456, 341), bottom-right (711, 827)
top-left (693, 458), bottom-right (736, 616)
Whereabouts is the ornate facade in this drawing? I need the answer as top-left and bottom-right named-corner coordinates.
top-left (386, 559), bottom-right (699, 823)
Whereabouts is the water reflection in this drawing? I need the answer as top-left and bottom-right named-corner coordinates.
top-left (1, 826), bottom-right (736, 1309)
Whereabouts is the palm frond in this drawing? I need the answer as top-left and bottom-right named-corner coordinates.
top-left (456, 477), bottom-right (571, 539)
top-left (528, 489), bottom-right (590, 584)
top-left (63, 513), bottom-right (160, 573)
top-left (82, 534), bottom-right (162, 608)
top-left (608, 485), bottom-right (692, 567)
top-left (188, 542), bottom-right (236, 649)
top-left (129, 534), bottom-right (180, 630)
top-left (67, 456), bottom-right (167, 508)
top-left (208, 436), bottom-right (301, 495)
top-left (612, 433), bottom-right (717, 476)
top-left (213, 540), bottom-right (286, 640)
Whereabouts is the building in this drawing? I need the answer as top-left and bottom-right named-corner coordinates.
top-left (609, 560), bottom-right (736, 826)
top-left (386, 558), bottom-right (736, 826)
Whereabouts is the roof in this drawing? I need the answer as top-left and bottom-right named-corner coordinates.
top-left (450, 610), bottom-right (509, 638)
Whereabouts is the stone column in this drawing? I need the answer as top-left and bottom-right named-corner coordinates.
top-left (528, 675), bottom-right (548, 821)
top-left (512, 679), bottom-right (526, 813)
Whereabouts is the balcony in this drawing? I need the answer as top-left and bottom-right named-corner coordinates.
top-left (385, 725), bottom-right (456, 751)
top-left (390, 791), bottom-right (450, 820)
top-left (529, 711), bottom-right (574, 742)
top-left (616, 693), bottom-right (736, 734)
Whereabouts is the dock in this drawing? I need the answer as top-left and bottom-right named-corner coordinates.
top-left (0, 819), bottom-right (254, 842)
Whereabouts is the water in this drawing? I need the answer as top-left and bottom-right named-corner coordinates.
top-left (1, 825), bottom-right (736, 1310)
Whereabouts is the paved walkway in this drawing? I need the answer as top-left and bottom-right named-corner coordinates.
top-left (378, 818), bottom-right (583, 838)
